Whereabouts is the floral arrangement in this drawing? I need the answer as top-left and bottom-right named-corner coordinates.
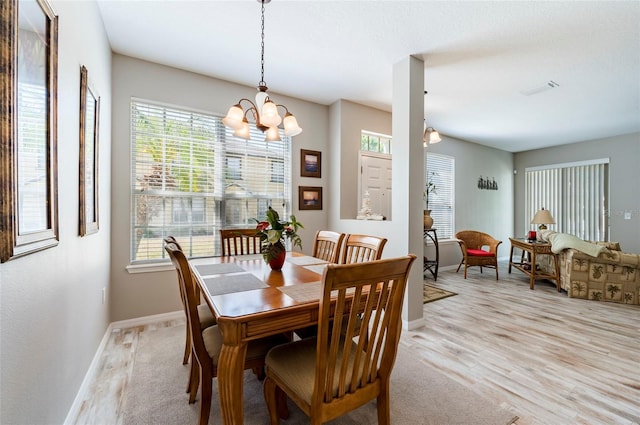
top-left (424, 171), bottom-right (438, 210)
top-left (253, 206), bottom-right (304, 262)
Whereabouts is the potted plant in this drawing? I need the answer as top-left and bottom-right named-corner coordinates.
top-left (423, 172), bottom-right (437, 229)
top-left (253, 206), bottom-right (304, 270)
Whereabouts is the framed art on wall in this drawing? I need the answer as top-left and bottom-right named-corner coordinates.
top-left (0, 0), bottom-right (59, 262)
top-left (300, 149), bottom-right (321, 178)
top-left (79, 65), bottom-right (100, 236)
top-left (298, 186), bottom-right (323, 210)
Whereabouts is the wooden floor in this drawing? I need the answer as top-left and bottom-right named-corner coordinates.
top-left (72, 262), bottom-right (640, 425)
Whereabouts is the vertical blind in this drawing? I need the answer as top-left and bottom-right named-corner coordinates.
top-left (425, 152), bottom-right (455, 239)
top-left (525, 160), bottom-right (608, 241)
top-left (130, 99), bottom-right (291, 262)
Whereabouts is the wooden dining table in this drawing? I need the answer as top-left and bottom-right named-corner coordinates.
top-left (189, 252), bottom-right (330, 425)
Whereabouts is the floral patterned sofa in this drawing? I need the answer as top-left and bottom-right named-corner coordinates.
top-left (540, 237), bottom-right (639, 305)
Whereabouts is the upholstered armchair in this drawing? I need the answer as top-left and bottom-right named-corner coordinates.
top-left (455, 230), bottom-right (502, 280)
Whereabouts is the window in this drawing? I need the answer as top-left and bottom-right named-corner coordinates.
top-left (131, 99), bottom-right (291, 262)
top-left (360, 131), bottom-right (392, 154)
top-left (425, 153), bottom-right (455, 239)
top-left (525, 159), bottom-right (609, 241)
top-left (226, 156), bottom-right (242, 180)
top-left (270, 159), bottom-right (284, 183)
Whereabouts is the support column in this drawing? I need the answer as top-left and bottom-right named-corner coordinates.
top-left (392, 56), bottom-right (425, 330)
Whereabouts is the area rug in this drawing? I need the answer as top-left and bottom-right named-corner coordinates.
top-left (424, 282), bottom-right (457, 304)
top-left (121, 326), bottom-right (518, 425)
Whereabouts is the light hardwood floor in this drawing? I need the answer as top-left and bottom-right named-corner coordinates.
top-left (73, 262), bottom-right (640, 424)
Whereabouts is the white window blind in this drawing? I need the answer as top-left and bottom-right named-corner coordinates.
top-left (131, 99), bottom-right (291, 262)
top-left (525, 160), bottom-right (608, 241)
top-left (425, 153), bottom-right (455, 239)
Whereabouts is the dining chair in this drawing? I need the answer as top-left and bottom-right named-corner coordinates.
top-left (340, 234), bottom-right (387, 264)
top-left (164, 236), bottom-right (216, 397)
top-left (263, 254), bottom-right (417, 425)
top-left (219, 228), bottom-right (262, 256)
top-left (311, 230), bottom-right (345, 263)
top-left (455, 230), bottom-right (502, 279)
top-left (164, 242), bottom-right (288, 424)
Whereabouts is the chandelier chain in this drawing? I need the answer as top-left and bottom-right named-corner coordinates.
top-left (259, 1), bottom-right (266, 86)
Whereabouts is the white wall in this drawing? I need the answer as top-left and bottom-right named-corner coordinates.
top-left (110, 55), bottom-right (330, 321)
top-left (0, 1), bottom-right (112, 423)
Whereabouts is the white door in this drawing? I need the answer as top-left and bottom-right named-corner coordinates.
top-left (359, 153), bottom-right (392, 220)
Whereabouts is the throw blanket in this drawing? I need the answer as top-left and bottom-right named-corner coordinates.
top-left (539, 230), bottom-right (607, 257)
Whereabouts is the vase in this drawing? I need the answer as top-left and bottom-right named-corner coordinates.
top-left (267, 242), bottom-right (286, 271)
top-left (423, 210), bottom-right (433, 229)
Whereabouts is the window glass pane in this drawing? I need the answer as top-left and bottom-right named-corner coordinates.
top-left (131, 100), bottom-right (290, 262)
top-left (360, 134), bottom-right (369, 151)
top-left (425, 153), bottom-right (455, 239)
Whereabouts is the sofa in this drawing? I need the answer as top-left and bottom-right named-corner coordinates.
top-left (538, 234), bottom-right (639, 305)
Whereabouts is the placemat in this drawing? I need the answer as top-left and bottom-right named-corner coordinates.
top-left (203, 273), bottom-right (268, 296)
top-left (277, 281), bottom-right (356, 303)
top-left (304, 263), bottom-right (328, 275)
top-left (232, 254), bottom-right (264, 262)
top-left (194, 263), bottom-right (245, 276)
top-left (277, 281), bottom-right (322, 303)
top-left (286, 256), bottom-right (329, 266)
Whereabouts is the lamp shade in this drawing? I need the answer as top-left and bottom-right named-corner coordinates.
top-left (260, 100), bottom-right (282, 127)
top-left (222, 104), bottom-right (245, 130)
top-left (265, 126), bottom-right (281, 142)
top-left (429, 130), bottom-right (442, 144)
top-left (531, 208), bottom-right (555, 230)
top-left (283, 113), bottom-right (302, 137)
top-left (233, 118), bottom-right (251, 139)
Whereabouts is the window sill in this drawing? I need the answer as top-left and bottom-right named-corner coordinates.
top-left (126, 262), bottom-right (174, 274)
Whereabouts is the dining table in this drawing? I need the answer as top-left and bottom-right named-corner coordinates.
top-left (189, 251), bottom-right (330, 425)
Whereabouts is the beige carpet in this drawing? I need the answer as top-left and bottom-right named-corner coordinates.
top-left (121, 325), bottom-right (518, 425)
top-left (424, 282), bottom-right (457, 304)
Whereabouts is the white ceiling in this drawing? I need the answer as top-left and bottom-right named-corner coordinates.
top-left (96, 0), bottom-right (640, 152)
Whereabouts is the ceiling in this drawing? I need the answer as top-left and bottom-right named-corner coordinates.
top-left (96, 0), bottom-right (640, 153)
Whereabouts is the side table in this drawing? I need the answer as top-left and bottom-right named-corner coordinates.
top-left (508, 237), bottom-right (560, 291)
top-left (423, 228), bottom-right (439, 281)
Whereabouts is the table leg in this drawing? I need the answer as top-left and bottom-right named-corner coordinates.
top-left (553, 254), bottom-right (561, 292)
top-left (529, 251), bottom-right (536, 290)
top-left (508, 245), bottom-right (514, 273)
top-left (217, 339), bottom-right (248, 425)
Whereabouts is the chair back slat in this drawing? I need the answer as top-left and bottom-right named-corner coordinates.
top-left (164, 242), bottom-right (208, 357)
top-left (220, 228), bottom-right (261, 256)
top-left (340, 234), bottom-right (387, 264)
top-left (314, 255), bottom-right (416, 405)
top-left (312, 230), bottom-right (345, 263)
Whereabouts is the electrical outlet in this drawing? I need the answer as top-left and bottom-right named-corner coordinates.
top-left (624, 211), bottom-right (631, 220)
top-left (102, 287), bottom-right (106, 304)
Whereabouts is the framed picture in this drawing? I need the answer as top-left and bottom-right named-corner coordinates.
top-left (0, 0), bottom-right (59, 262)
top-left (298, 186), bottom-right (323, 210)
top-left (79, 65), bottom-right (100, 236)
top-left (300, 149), bottom-right (321, 178)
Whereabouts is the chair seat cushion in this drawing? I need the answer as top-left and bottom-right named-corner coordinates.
top-left (265, 337), bottom-right (364, 404)
top-left (197, 303), bottom-right (217, 328)
top-left (202, 326), bottom-right (288, 366)
top-left (467, 248), bottom-right (494, 257)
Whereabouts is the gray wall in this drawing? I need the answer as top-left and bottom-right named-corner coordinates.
top-left (0, 1), bottom-right (112, 423)
top-left (110, 55), bottom-right (330, 321)
top-left (514, 133), bottom-right (640, 253)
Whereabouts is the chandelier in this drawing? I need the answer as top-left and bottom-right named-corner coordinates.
top-left (222, 0), bottom-right (302, 141)
top-left (423, 126), bottom-right (441, 146)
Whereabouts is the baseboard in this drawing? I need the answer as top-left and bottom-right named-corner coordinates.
top-left (63, 310), bottom-right (183, 424)
top-left (403, 317), bottom-right (426, 331)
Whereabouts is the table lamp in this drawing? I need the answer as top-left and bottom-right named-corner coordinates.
top-left (531, 208), bottom-right (555, 240)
